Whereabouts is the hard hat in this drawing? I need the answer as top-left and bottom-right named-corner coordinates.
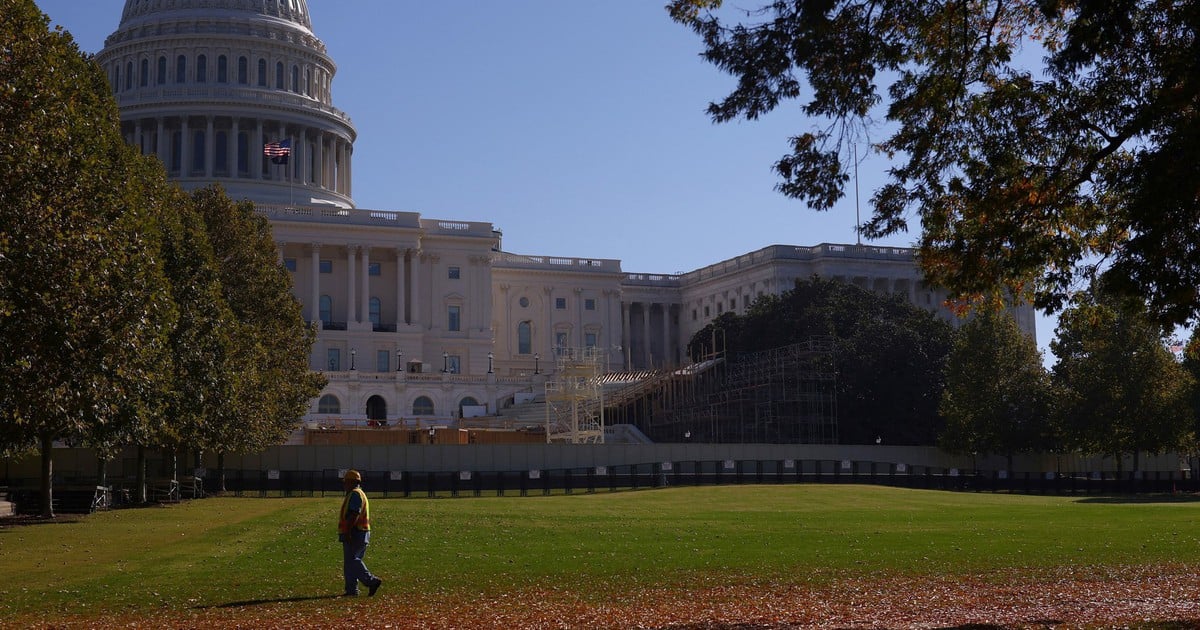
top-left (344, 469), bottom-right (362, 482)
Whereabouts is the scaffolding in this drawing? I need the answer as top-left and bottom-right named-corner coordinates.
top-left (621, 338), bottom-right (838, 444)
top-left (544, 347), bottom-right (607, 443)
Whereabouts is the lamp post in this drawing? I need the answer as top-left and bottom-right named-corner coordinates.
top-left (533, 353), bottom-right (540, 375)
top-left (396, 349), bottom-right (403, 372)
top-left (487, 351), bottom-right (494, 374)
top-left (442, 351), bottom-right (449, 373)
top-left (350, 347), bottom-right (356, 371)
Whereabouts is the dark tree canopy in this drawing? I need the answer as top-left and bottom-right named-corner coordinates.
top-left (689, 278), bottom-right (955, 445)
top-left (669, 0), bottom-right (1200, 326)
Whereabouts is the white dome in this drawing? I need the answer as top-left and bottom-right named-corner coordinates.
top-left (98, 0), bottom-right (356, 209)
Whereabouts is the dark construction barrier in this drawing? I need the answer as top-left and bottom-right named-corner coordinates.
top-left (5, 460), bottom-right (1197, 512)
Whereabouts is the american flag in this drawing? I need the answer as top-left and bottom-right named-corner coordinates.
top-left (263, 139), bottom-right (291, 164)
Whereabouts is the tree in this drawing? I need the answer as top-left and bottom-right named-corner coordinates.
top-left (688, 277), bottom-right (955, 444)
top-left (668, 1), bottom-right (1200, 327)
top-left (0, 0), bottom-right (175, 517)
top-left (939, 310), bottom-right (1054, 470)
top-left (1051, 285), bottom-right (1195, 469)
top-left (190, 187), bottom-right (324, 490)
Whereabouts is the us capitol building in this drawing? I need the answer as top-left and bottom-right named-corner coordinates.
top-left (93, 0), bottom-right (1035, 431)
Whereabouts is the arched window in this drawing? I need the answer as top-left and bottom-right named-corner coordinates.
top-left (305, 68), bottom-right (312, 96)
top-left (275, 61), bottom-right (284, 89)
top-left (139, 59), bottom-right (148, 87)
top-left (257, 58), bottom-right (267, 86)
top-left (112, 66), bottom-right (119, 92)
top-left (412, 396), bottom-right (435, 416)
top-left (125, 61), bottom-right (133, 90)
top-left (317, 394), bottom-right (340, 414)
top-left (369, 297), bottom-right (381, 326)
top-left (459, 397), bottom-right (479, 416)
top-left (176, 55), bottom-right (187, 83)
top-left (319, 295), bottom-right (332, 325)
top-left (217, 55), bottom-right (227, 83)
top-left (196, 55), bottom-right (207, 83)
top-left (366, 396), bottom-right (387, 421)
top-left (157, 56), bottom-right (167, 84)
top-left (237, 56), bottom-right (248, 84)
top-left (291, 65), bottom-right (300, 93)
top-left (518, 321), bottom-right (532, 355)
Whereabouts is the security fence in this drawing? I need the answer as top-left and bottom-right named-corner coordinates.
top-left (6, 458), bottom-right (1196, 514)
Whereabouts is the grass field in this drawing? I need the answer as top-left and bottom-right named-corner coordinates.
top-left (1, 485), bottom-right (1198, 628)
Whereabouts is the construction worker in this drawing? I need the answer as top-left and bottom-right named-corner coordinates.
top-left (338, 469), bottom-right (382, 596)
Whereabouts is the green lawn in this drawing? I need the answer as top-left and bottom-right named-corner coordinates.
top-left (1, 485), bottom-right (1197, 621)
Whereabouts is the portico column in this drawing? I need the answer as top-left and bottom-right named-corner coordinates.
top-left (400, 249), bottom-right (410, 328)
top-left (315, 132), bottom-right (324, 189)
top-left (360, 246), bottom-right (371, 328)
top-left (346, 245), bottom-right (358, 324)
top-left (544, 287), bottom-right (554, 354)
top-left (409, 249), bottom-right (421, 327)
top-left (180, 117), bottom-right (190, 176)
top-left (310, 243), bottom-right (321, 327)
top-left (134, 120), bottom-right (143, 154)
top-left (642, 303), bottom-right (652, 369)
top-left (229, 118), bottom-right (239, 177)
top-left (622, 301), bottom-right (631, 370)
top-left (662, 305), bottom-right (672, 367)
top-left (204, 116), bottom-right (215, 177)
top-left (156, 118), bottom-right (166, 161)
top-left (254, 118), bottom-right (264, 179)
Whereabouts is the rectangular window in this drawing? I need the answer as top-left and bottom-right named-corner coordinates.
top-left (319, 259), bottom-right (332, 274)
top-left (743, 295), bottom-right (750, 308)
top-left (555, 297), bottom-right (566, 310)
top-left (704, 306), bottom-right (710, 317)
top-left (376, 350), bottom-right (389, 373)
top-left (584, 298), bottom-right (596, 311)
top-left (283, 258), bottom-right (297, 272)
top-left (448, 305), bottom-right (461, 331)
top-left (692, 309), bottom-right (697, 321)
top-left (448, 266), bottom-right (460, 279)
top-left (327, 348), bottom-right (340, 372)
top-left (555, 331), bottom-right (568, 352)
top-left (585, 332), bottom-right (597, 348)
top-left (717, 302), bottom-right (723, 312)
top-left (368, 262), bottom-right (381, 276)
top-left (448, 355), bottom-right (461, 374)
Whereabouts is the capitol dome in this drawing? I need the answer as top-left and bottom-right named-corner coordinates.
top-left (96, 0), bottom-right (356, 208)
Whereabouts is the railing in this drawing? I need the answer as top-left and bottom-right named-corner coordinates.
top-left (493, 252), bottom-right (622, 273)
top-left (624, 243), bottom-right (918, 286)
top-left (113, 86), bottom-right (354, 126)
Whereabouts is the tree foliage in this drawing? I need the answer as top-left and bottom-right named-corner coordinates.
top-left (689, 278), bottom-right (955, 445)
top-left (0, 0), bottom-right (179, 515)
top-left (939, 310), bottom-right (1054, 465)
top-left (1051, 285), bottom-right (1195, 466)
top-left (669, 0), bottom-right (1200, 326)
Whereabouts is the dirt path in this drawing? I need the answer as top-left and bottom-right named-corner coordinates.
top-left (26, 566), bottom-right (1200, 629)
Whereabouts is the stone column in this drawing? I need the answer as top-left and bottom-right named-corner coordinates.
top-left (662, 304), bottom-right (672, 367)
top-left (229, 117), bottom-right (239, 177)
top-left (575, 288), bottom-right (584, 348)
top-left (360, 245), bottom-right (371, 329)
top-left (180, 117), bottom-right (190, 176)
top-left (408, 249), bottom-right (421, 327)
top-left (400, 247), bottom-right (410, 328)
top-left (544, 287), bottom-right (554, 354)
top-left (134, 120), bottom-right (143, 154)
top-left (204, 116), bottom-right (215, 177)
top-left (156, 117), bottom-right (167, 161)
top-left (254, 118), bottom-right (264, 179)
top-left (315, 132), bottom-right (324, 189)
top-left (622, 301), bottom-right (631, 370)
top-left (642, 303), bottom-right (652, 369)
top-left (310, 243), bottom-right (321, 327)
top-left (346, 245), bottom-right (358, 324)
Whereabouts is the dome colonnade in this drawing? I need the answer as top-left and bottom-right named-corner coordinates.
top-left (96, 0), bottom-right (356, 208)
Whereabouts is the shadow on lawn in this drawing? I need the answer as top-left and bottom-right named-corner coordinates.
top-left (1073, 493), bottom-right (1200, 505)
top-left (197, 595), bottom-right (342, 609)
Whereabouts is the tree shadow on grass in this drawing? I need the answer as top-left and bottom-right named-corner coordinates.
top-left (197, 595), bottom-right (342, 609)
top-left (1073, 493), bottom-right (1200, 505)
top-left (0, 514), bottom-right (86, 530)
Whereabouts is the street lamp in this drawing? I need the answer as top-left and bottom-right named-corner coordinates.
top-left (533, 353), bottom-right (540, 374)
top-left (487, 351), bottom-right (494, 374)
top-left (395, 349), bottom-right (403, 372)
top-left (350, 347), bottom-right (356, 371)
top-left (442, 351), bottom-right (449, 373)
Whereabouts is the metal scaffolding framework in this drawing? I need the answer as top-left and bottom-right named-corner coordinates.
top-left (612, 338), bottom-right (838, 444)
top-left (544, 347), bottom-right (607, 443)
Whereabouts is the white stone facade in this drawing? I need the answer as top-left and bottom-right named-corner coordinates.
top-left (97, 0), bottom-right (1036, 426)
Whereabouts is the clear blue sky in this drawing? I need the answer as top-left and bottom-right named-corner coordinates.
top-left (34, 0), bottom-right (1058, 354)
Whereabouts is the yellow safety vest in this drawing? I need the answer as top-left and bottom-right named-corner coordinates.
top-left (338, 487), bottom-right (371, 534)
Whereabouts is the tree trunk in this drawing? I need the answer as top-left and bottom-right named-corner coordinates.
top-left (1006, 453), bottom-right (1014, 474)
top-left (135, 446), bottom-right (147, 504)
top-left (96, 456), bottom-right (107, 488)
top-left (1133, 450), bottom-right (1140, 472)
top-left (39, 433), bottom-right (54, 519)
top-left (217, 452), bottom-right (227, 493)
